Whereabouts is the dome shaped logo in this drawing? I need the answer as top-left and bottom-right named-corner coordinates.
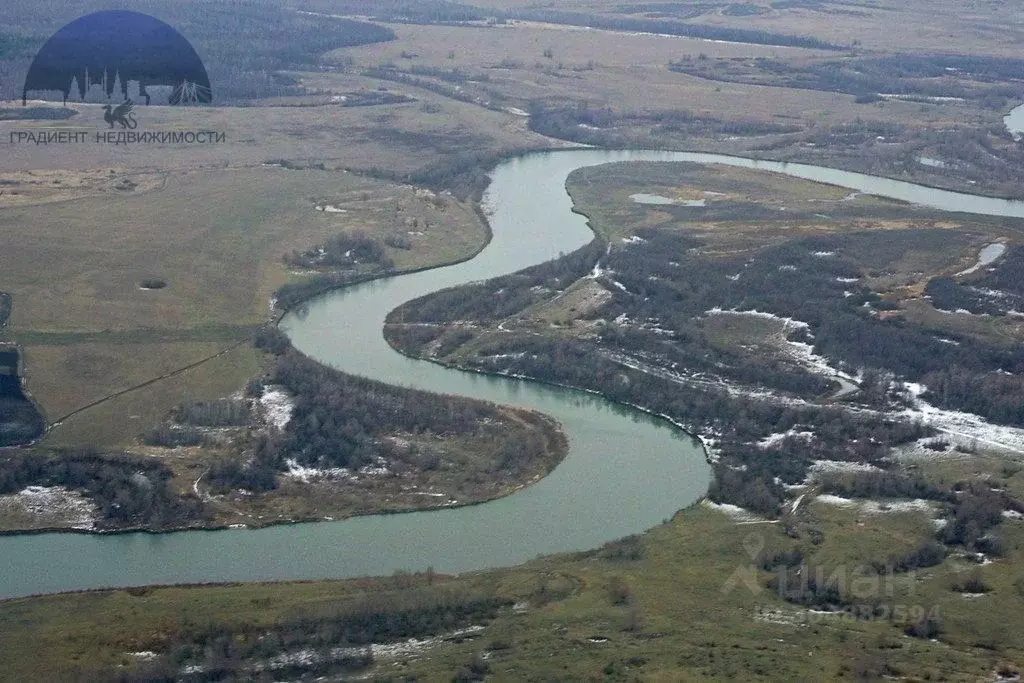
top-left (22, 10), bottom-right (212, 107)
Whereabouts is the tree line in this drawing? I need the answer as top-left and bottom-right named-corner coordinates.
top-left (207, 332), bottom-right (558, 493)
top-left (105, 582), bottom-right (511, 681)
top-left (669, 54), bottom-right (1024, 108)
top-left (506, 8), bottom-right (841, 50)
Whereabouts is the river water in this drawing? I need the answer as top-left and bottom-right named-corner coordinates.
top-left (1005, 102), bottom-right (1024, 141)
top-left (3, 149), bottom-right (1024, 600)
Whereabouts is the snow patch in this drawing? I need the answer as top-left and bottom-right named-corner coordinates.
top-left (259, 386), bottom-right (294, 431)
top-left (0, 486), bottom-right (97, 529)
top-left (283, 459), bottom-right (351, 482)
top-left (814, 494), bottom-right (935, 515)
top-left (703, 499), bottom-right (776, 524)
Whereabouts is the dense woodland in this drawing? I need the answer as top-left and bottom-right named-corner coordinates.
top-left (209, 330), bottom-right (556, 493)
top-left (0, 343), bottom-right (45, 447)
top-left (283, 232), bottom-right (394, 271)
top-left (0, 447), bottom-right (207, 528)
top-left (387, 219), bottom-right (1024, 535)
top-left (926, 245), bottom-right (1024, 317)
top-left (274, 234), bottom-right (396, 309)
top-left (528, 102), bottom-right (801, 147)
top-left (393, 225), bottom-right (1024, 412)
top-left (0, 395), bottom-right (46, 447)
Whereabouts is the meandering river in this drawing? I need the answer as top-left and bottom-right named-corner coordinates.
top-left (3, 149), bottom-right (1024, 600)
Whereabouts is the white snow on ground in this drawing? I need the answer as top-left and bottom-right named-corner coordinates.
top-left (702, 499), bottom-right (777, 524)
top-left (814, 494), bottom-right (935, 516)
top-left (836, 276), bottom-right (860, 283)
top-left (314, 204), bottom-right (347, 213)
top-left (702, 308), bottom-right (861, 398)
top-left (359, 463), bottom-right (390, 476)
top-left (609, 279), bottom-right (631, 294)
top-left (758, 430), bottom-right (814, 448)
top-left (956, 242), bottom-right (1006, 276)
top-left (880, 93), bottom-right (965, 103)
top-left (0, 486), bottom-right (96, 529)
top-left (259, 386), bottom-right (294, 431)
top-left (809, 460), bottom-right (882, 474)
top-left (283, 456), bottom-right (390, 482)
top-left (283, 459), bottom-right (351, 482)
top-left (504, 107), bottom-right (529, 117)
top-left (211, 625), bottom-right (489, 676)
top-left (621, 235), bottom-right (647, 244)
top-left (785, 339), bottom-right (860, 397)
top-left (898, 383), bottom-right (1024, 456)
top-left (629, 193), bottom-right (675, 205)
top-left (812, 251), bottom-right (836, 257)
top-left (704, 307), bottom-right (810, 330)
top-left (918, 156), bottom-right (947, 169)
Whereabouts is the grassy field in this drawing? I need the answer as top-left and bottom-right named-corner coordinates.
top-left (1, 70), bottom-right (560, 176)
top-left (0, 164), bottom-right (487, 443)
top-left (465, 0), bottom-right (1024, 57)
top-left (333, 21), bottom-right (971, 129)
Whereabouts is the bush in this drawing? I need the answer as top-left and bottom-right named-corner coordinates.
top-left (951, 569), bottom-right (991, 594)
top-left (607, 575), bottom-right (633, 605)
top-left (906, 613), bottom-right (944, 639)
top-left (254, 326), bottom-right (292, 355)
top-left (142, 424), bottom-right (207, 448)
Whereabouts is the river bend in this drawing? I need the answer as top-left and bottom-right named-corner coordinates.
top-left (3, 149), bottom-right (1024, 599)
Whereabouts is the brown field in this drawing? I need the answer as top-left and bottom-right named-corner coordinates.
top-left (0, 164), bottom-right (489, 445)
top-left (0, 71), bottom-right (560, 176)
top-left (330, 21), bottom-right (988, 130)
top-left (465, 0), bottom-right (1024, 57)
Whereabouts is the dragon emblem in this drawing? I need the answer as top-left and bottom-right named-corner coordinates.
top-left (102, 99), bottom-right (137, 129)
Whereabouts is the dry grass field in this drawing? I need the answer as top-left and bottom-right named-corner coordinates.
top-left (0, 164), bottom-right (489, 446)
top-left (466, 0), bottom-right (1024, 57)
top-left (330, 21), bottom-right (983, 129)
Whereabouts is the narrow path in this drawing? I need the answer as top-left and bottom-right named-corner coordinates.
top-left (49, 339), bottom-right (249, 426)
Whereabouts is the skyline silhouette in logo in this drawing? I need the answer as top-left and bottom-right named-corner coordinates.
top-left (22, 10), bottom-right (212, 106)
